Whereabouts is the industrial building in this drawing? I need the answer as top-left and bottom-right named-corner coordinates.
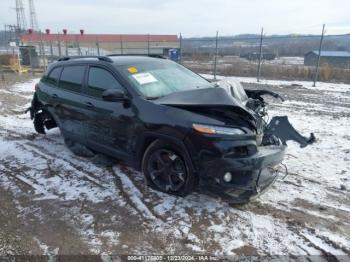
top-left (304, 50), bottom-right (350, 68)
top-left (20, 30), bottom-right (180, 57)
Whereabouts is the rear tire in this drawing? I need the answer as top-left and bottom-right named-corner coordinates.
top-left (33, 112), bottom-right (46, 134)
top-left (142, 139), bottom-right (196, 196)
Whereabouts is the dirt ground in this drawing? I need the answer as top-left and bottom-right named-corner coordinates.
top-left (0, 73), bottom-right (349, 260)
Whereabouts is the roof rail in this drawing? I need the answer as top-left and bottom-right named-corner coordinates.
top-left (107, 54), bottom-right (167, 59)
top-left (57, 56), bottom-right (113, 63)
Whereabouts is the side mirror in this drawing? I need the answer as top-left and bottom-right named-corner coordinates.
top-left (102, 89), bottom-right (128, 102)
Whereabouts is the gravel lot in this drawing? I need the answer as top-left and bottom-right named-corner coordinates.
top-left (0, 74), bottom-right (349, 260)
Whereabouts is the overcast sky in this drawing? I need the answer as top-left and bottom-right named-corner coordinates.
top-left (1, 0), bottom-right (349, 36)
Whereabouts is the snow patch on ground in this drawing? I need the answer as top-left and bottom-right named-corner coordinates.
top-left (11, 78), bottom-right (40, 93)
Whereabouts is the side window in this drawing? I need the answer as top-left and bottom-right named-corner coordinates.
top-left (46, 67), bottom-right (62, 86)
top-left (59, 66), bottom-right (85, 93)
top-left (87, 67), bottom-right (122, 98)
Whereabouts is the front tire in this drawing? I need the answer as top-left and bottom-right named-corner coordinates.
top-left (142, 139), bottom-right (196, 196)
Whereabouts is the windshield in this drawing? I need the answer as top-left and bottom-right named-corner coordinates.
top-left (118, 60), bottom-right (213, 99)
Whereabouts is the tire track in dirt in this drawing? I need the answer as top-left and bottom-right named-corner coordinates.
top-left (278, 175), bottom-right (350, 217)
top-left (0, 185), bottom-right (99, 255)
top-left (113, 165), bottom-right (201, 238)
top-left (8, 129), bottom-right (191, 234)
top-left (295, 230), bottom-right (347, 258)
top-left (0, 127), bottom-right (56, 143)
top-left (110, 166), bottom-right (165, 224)
top-left (2, 115), bottom-right (183, 227)
top-left (0, 161), bottom-right (57, 199)
top-left (109, 165), bottom-right (196, 246)
top-left (1, 120), bottom-right (184, 236)
top-left (244, 200), bottom-right (350, 255)
top-left (19, 142), bottom-right (108, 189)
top-left (0, 135), bottom-right (121, 204)
top-left (0, 168), bottom-right (91, 254)
top-left (285, 172), bottom-right (350, 195)
top-left (1, 144), bottom-right (128, 254)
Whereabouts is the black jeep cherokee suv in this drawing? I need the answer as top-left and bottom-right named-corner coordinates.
top-left (28, 55), bottom-right (314, 203)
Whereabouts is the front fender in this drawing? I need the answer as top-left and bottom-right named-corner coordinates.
top-left (265, 116), bottom-right (315, 148)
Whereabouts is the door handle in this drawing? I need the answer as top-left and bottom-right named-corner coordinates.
top-left (52, 94), bottom-right (59, 99)
top-left (85, 102), bottom-right (94, 108)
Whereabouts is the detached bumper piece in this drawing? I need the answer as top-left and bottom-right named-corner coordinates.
top-left (199, 145), bottom-right (286, 204)
top-left (265, 116), bottom-right (315, 148)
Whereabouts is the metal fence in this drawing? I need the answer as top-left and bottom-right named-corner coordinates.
top-left (1, 26), bottom-right (350, 85)
top-left (0, 34), bottom-right (179, 77)
top-left (180, 26), bottom-right (350, 84)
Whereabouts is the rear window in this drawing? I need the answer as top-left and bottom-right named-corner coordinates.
top-left (59, 66), bottom-right (85, 93)
top-left (45, 67), bottom-right (62, 86)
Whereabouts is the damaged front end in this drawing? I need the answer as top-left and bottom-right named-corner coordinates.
top-left (157, 79), bottom-right (315, 204)
top-left (219, 78), bottom-right (316, 149)
top-left (196, 78), bottom-right (316, 203)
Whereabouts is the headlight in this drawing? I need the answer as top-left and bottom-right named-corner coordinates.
top-left (193, 124), bottom-right (245, 135)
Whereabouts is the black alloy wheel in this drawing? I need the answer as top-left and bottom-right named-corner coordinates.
top-left (147, 149), bottom-right (187, 192)
top-left (142, 140), bottom-right (196, 196)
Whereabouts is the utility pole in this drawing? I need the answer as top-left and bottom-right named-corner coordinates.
top-left (213, 30), bottom-right (219, 80)
top-left (313, 24), bottom-right (326, 87)
top-left (28, 46), bottom-right (34, 76)
top-left (28, 0), bottom-right (39, 31)
top-left (257, 27), bottom-right (264, 82)
top-left (179, 33), bottom-right (183, 64)
top-left (147, 34), bottom-right (150, 55)
top-left (65, 40), bottom-right (68, 56)
top-left (39, 30), bottom-right (47, 70)
top-left (76, 35), bottom-right (81, 56)
top-left (120, 35), bottom-right (124, 55)
top-left (96, 36), bottom-right (100, 56)
top-left (57, 33), bottom-right (62, 57)
top-left (49, 39), bottom-right (53, 62)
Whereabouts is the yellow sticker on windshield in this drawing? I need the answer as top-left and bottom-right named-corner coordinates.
top-left (128, 67), bottom-right (138, 73)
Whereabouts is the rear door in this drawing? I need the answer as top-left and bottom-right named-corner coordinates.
top-left (82, 65), bottom-right (136, 159)
top-left (53, 65), bottom-right (87, 143)
top-left (37, 66), bottom-right (62, 106)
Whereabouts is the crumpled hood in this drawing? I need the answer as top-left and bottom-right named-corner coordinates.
top-left (154, 87), bottom-right (250, 113)
top-left (153, 87), bottom-right (257, 129)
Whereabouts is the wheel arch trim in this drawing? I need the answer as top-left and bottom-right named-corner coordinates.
top-left (135, 132), bottom-right (196, 172)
